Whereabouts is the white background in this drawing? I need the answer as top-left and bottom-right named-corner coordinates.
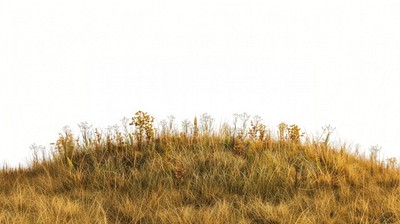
top-left (1, 0), bottom-right (399, 166)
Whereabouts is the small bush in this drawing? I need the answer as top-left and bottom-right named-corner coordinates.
top-left (129, 110), bottom-right (155, 150)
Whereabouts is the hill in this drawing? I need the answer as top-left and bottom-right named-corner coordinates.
top-left (1, 111), bottom-right (399, 223)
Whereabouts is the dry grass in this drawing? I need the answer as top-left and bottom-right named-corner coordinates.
top-left (1, 112), bottom-right (399, 223)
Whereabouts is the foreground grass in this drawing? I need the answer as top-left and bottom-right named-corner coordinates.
top-left (1, 113), bottom-right (399, 223)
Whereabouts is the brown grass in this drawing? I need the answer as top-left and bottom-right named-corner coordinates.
top-left (0, 112), bottom-right (399, 223)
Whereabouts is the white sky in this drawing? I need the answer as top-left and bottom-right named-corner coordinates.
top-left (1, 0), bottom-right (399, 166)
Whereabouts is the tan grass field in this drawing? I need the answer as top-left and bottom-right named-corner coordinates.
top-left (1, 111), bottom-right (399, 223)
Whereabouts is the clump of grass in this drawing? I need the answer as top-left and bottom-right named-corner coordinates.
top-left (0, 111), bottom-right (399, 223)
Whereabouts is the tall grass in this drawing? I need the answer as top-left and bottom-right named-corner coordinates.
top-left (0, 111), bottom-right (399, 223)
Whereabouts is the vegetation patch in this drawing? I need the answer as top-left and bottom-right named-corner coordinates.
top-left (1, 111), bottom-right (399, 223)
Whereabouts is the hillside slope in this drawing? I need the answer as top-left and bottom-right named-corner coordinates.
top-left (1, 112), bottom-right (399, 223)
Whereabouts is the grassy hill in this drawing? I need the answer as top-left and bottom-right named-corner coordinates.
top-left (1, 111), bottom-right (399, 223)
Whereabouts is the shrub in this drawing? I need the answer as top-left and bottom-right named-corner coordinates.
top-left (129, 111), bottom-right (155, 150)
top-left (287, 124), bottom-right (303, 143)
top-left (55, 126), bottom-right (76, 168)
top-left (248, 115), bottom-right (266, 142)
top-left (278, 122), bottom-right (288, 141)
